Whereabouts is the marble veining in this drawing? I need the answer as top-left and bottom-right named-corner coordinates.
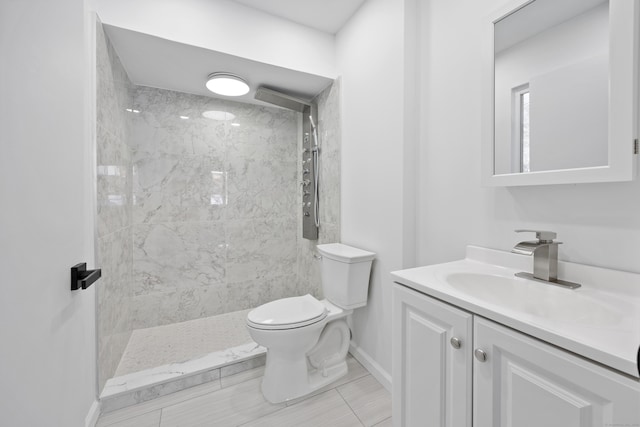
top-left (129, 86), bottom-right (301, 329)
top-left (96, 24), bottom-right (342, 395)
top-left (101, 342), bottom-right (266, 412)
top-left (296, 80), bottom-right (342, 298)
top-left (96, 18), bottom-right (135, 392)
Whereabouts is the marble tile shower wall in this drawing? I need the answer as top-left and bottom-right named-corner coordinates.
top-left (95, 20), bottom-right (135, 391)
top-left (296, 80), bottom-right (342, 297)
top-left (130, 87), bottom-right (300, 329)
top-left (96, 21), bottom-right (340, 386)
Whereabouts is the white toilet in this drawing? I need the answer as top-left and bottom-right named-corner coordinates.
top-left (246, 243), bottom-right (375, 403)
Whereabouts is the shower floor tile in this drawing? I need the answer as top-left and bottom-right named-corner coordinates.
top-left (115, 309), bottom-right (253, 376)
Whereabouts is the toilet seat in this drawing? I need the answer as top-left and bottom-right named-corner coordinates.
top-left (247, 294), bottom-right (328, 330)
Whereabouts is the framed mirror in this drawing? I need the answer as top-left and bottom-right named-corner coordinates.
top-left (482, 0), bottom-right (639, 186)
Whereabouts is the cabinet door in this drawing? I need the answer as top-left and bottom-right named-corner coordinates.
top-left (392, 283), bottom-right (473, 427)
top-left (474, 317), bottom-right (640, 427)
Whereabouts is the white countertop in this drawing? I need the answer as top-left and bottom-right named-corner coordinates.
top-left (391, 246), bottom-right (640, 379)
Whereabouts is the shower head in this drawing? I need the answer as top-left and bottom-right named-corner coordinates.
top-left (254, 86), bottom-right (310, 112)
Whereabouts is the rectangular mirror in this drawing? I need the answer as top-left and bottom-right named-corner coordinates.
top-left (482, 0), bottom-right (639, 186)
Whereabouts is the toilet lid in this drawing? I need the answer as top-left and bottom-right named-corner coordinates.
top-left (247, 294), bottom-right (327, 330)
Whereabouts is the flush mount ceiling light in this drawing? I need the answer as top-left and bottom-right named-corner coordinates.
top-left (205, 73), bottom-right (250, 97)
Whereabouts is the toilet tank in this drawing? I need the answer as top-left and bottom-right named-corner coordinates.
top-left (316, 243), bottom-right (375, 309)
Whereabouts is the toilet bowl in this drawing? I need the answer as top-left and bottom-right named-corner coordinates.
top-left (247, 295), bottom-right (352, 403)
top-left (246, 243), bottom-right (375, 404)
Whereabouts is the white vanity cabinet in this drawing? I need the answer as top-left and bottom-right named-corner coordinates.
top-left (392, 283), bottom-right (473, 427)
top-left (393, 283), bottom-right (640, 427)
top-left (474, 317), bottom-right (640, 427)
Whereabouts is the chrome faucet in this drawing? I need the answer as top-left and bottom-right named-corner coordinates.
top-left (511, 230), bottom-right (581, 289)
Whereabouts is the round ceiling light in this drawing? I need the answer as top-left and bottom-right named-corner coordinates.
top-left (205, 73), bottom-right (250, 97)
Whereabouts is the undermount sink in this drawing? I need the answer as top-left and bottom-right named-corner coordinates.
top-left (444, 272), bottom-right (624, 326)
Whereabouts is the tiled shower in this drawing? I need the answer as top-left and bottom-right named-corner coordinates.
top-left (129, 86), bottom-right (300, 329)
top-left (95, 20), bottom-right (341, 391)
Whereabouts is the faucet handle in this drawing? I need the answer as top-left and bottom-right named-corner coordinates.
top-left (515, 229), bottom-right (557, 243)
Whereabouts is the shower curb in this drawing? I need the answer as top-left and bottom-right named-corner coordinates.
top-left (100, 344), bottom-right (266, 413)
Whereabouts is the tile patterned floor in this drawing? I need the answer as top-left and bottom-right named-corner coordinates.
top-left (97, 355), bottom-right (392, 427)
top-left (115, 309), bottom-right (253, 376)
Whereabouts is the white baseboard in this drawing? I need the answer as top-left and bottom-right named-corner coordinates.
top-left (349, 343), bottom-right (392, 392)
top-left (85, 400), bottom-right (100, 427)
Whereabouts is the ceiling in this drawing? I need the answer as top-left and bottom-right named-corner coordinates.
top-left (228, 0), bottom-right (367, 34)
top-left (495, 0), bottom-right (606, 52)
top-left (105, 25), bottom-right (333, 106)
top-left (103, 0), bottom-right (365, 107)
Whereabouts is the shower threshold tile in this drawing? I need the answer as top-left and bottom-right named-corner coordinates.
top-left (101, 342), bottom-right (265, 412)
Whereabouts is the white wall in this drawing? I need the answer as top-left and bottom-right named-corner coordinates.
top-left (494, 3), bottom-right (609, 174)
top-left (529, 55), bottom-right (608, 171)
top-left (418, 0), bottom-right (640, 276)
top-left (0, 0), bottom-right (97, 425)
top-left (337, 0), bottom-right (418, 384)
top-left (93, 0), bottom-right (336, 78)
